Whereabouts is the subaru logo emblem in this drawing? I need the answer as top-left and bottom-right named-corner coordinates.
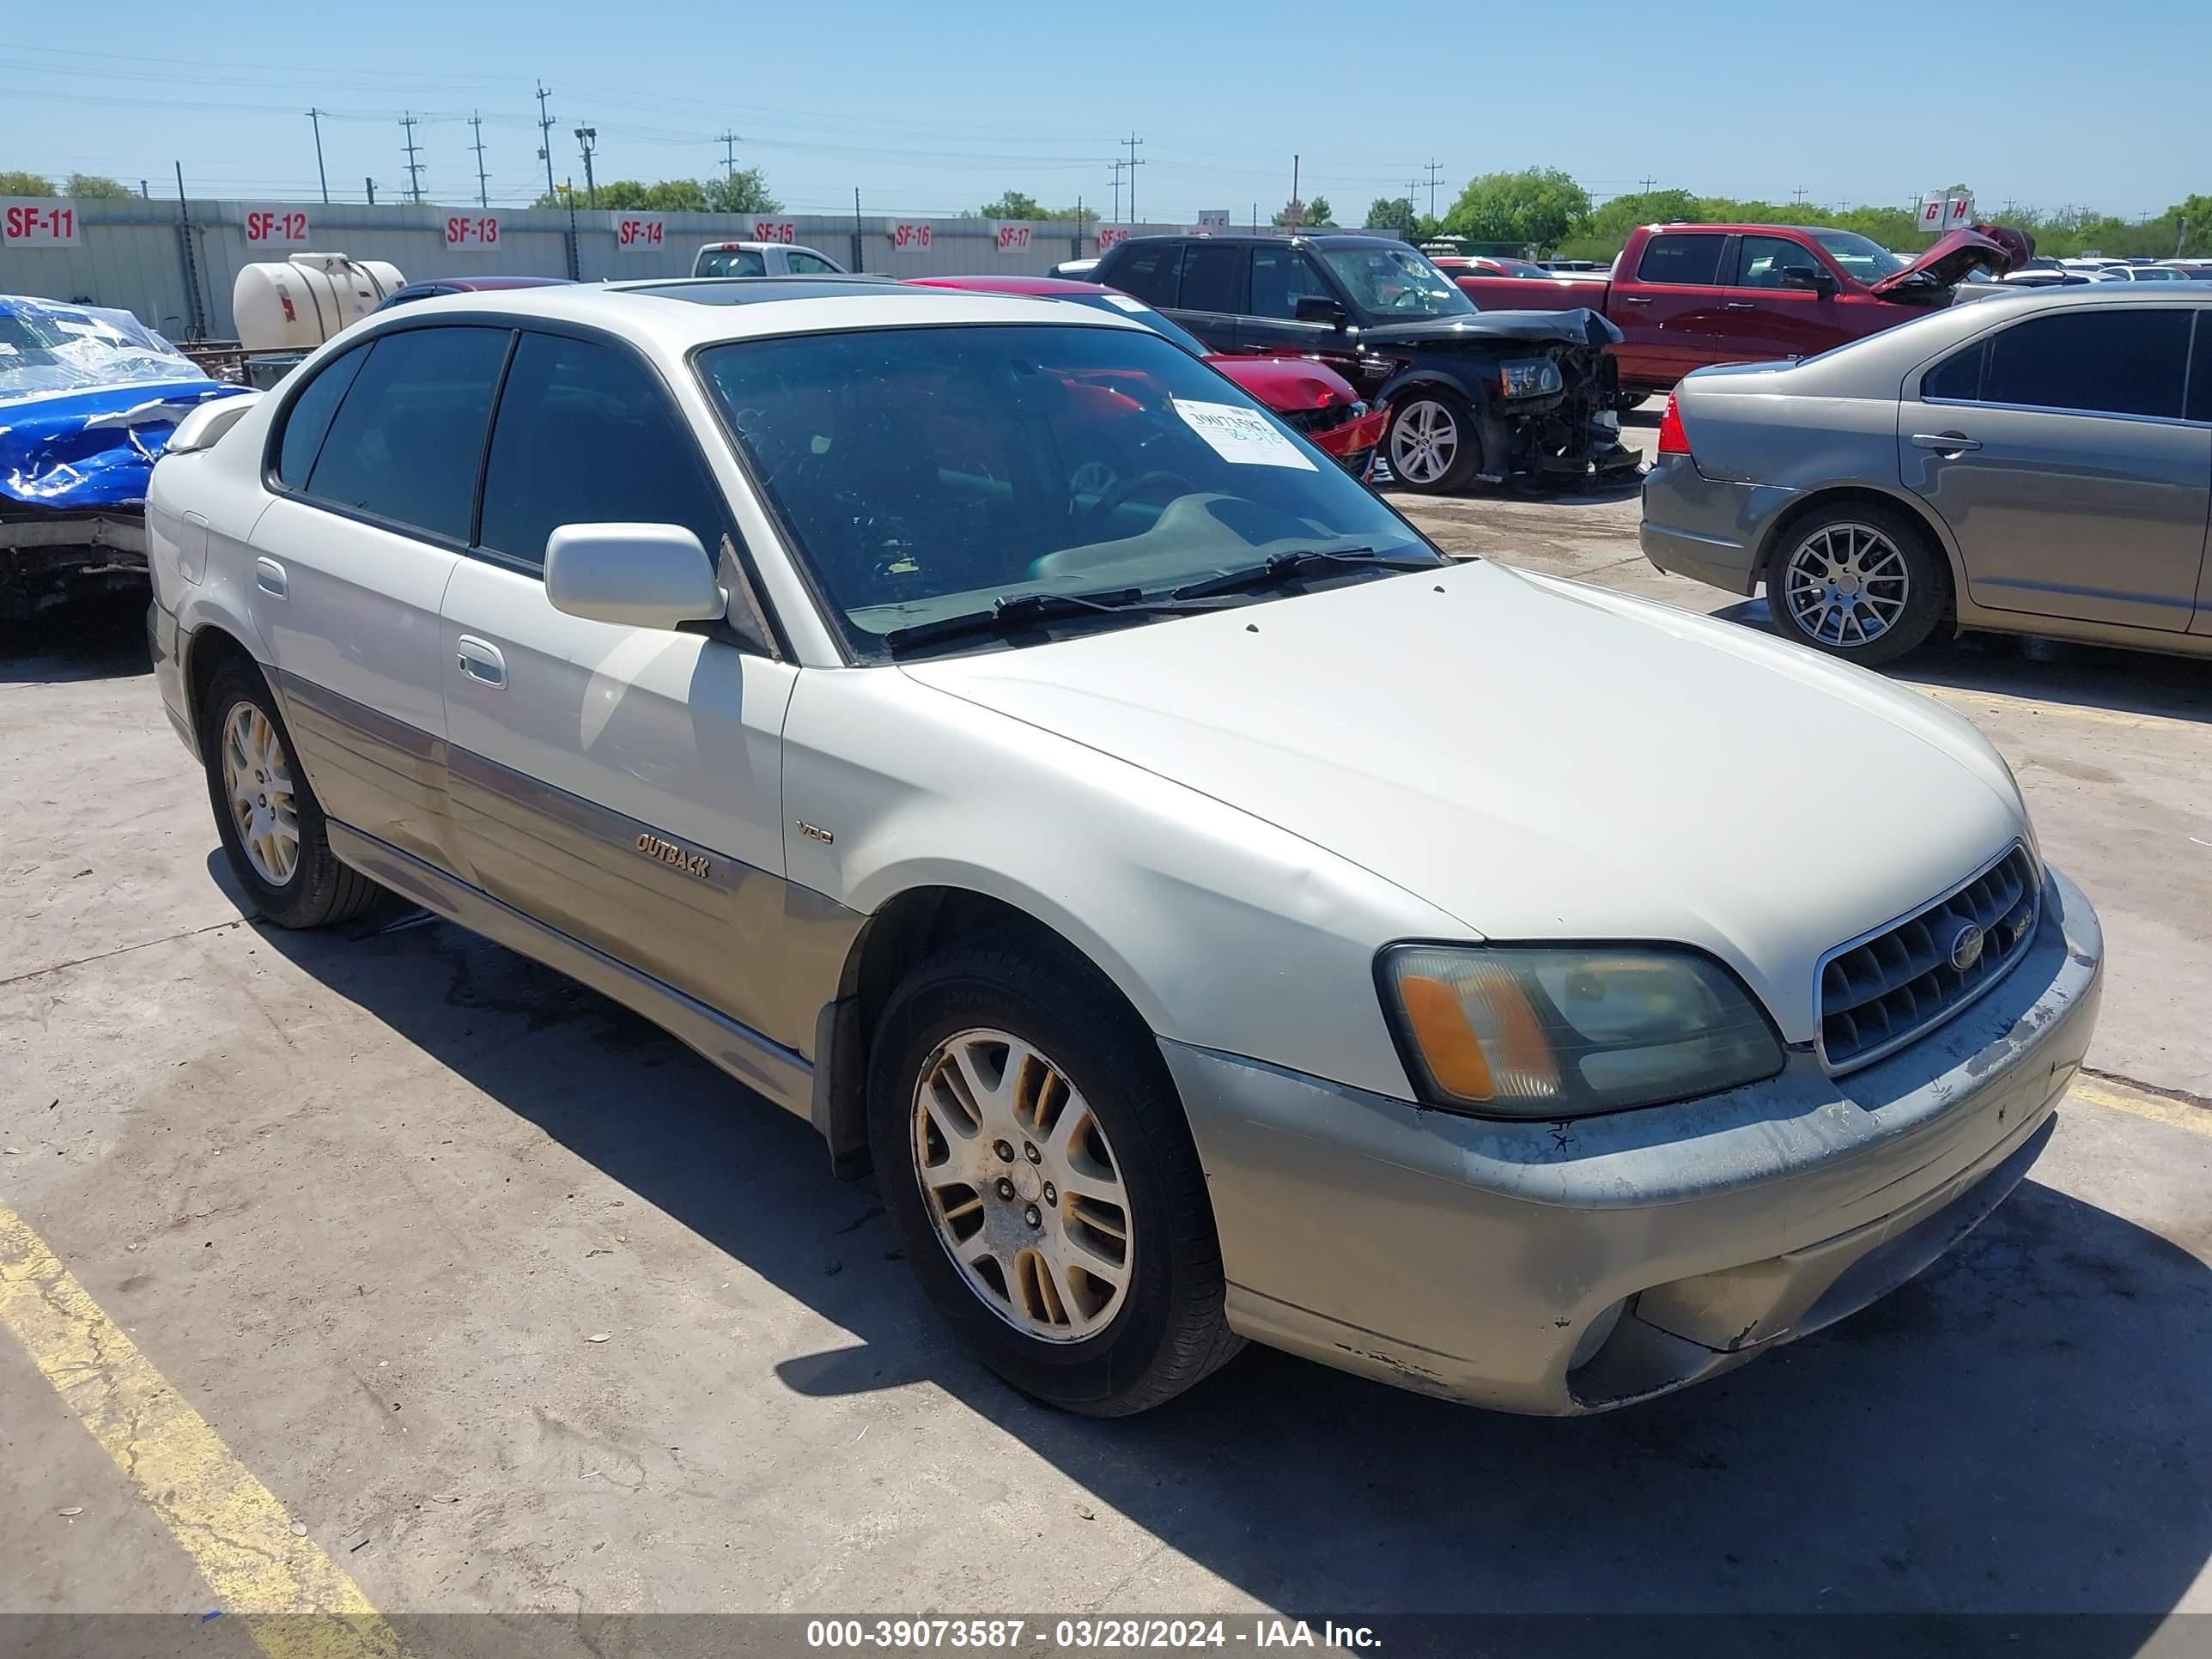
top-left (1948, 923), bottom-right (1985, 973)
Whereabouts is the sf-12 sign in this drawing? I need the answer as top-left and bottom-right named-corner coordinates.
top-left (446, 214), bottom-right (501, 251)
top-left (995, 222), bottom-right (1033, 252)
top-left (891, 222), bottom-right (933, 253)
top-left (2, 200), bottom-right (80, 246)
top-left (1097, 226), bottom-right (1130, 252)
top-left (751, 221), bottom-right (796, 244)
top-left (243, 208), bottom-right (312, 247)
top-left (617, 216), bottom-right (665, 252)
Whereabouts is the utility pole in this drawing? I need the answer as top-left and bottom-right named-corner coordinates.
top-left (399, 112), bottom-right (425, 205)
top-left (1425, 158), bottom-right (1443, 223)
top-left (1791, 185), bottom-right (1808, 205)
top-left (365, 176), bottom-right (377, 205)
top-left (574, 126), bottom-right (599, 209)
top-left (1121, 131), bottom-right (1144, 225)
top-left (1108, 159), bottom-right (1123, 225)
top-left (1638, 173), bottom-right (1657, 191)
top-left (1407, 178), bottom-right (1419, 232)
top-left (307, 108), bottom-right (330, 204)
top-left (717, 131), bottom-right (740, 176)
top-left (1291, 154), bottom-right (1300, 230)
top-left (535, 82), bottom-right (558, 206)
top-left (469, 112), bottom-right (489, 209)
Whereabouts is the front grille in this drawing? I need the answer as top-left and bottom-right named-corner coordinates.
top-left (1817, 844), bottom-right (2040, 1073)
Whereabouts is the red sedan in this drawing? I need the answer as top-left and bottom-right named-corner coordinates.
top-left (907, 274), bottom-right (1388, 477)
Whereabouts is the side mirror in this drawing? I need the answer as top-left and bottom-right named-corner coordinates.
top-left (1294, 295), bottom-right (1349, 328)
top-left (544, 523), bottom-right (726, 630)
top-left (1778, 265), bottom-right (1836, 296)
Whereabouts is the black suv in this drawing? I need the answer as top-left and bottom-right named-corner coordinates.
top-left (1091, 234), bottom-right (1637, 492)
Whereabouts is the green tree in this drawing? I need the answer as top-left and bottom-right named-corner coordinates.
top-left (1367, 196), bottom-right (1417, 233)
top-left (1273, 196), bottom-right (1334, 229)
top-left (65, 173), bottom-right (133, 198)
top-left (1443, 167), bottom-right (1590, 252)
top-left (977, 190), bottom-right (1047, 220)
top-left (704, 168), bottom-right (781, 216)
top-left (0, 169), bottom-right (56, 197)
top-left (530, 174), bottom-right (780, 214)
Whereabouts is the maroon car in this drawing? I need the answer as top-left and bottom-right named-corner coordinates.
top-left (907, 274), bottom-right (1389, 476)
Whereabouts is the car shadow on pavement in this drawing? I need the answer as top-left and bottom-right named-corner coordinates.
top-left (1711, 599), bottom-right (2212, 727)
top-left (248, 898), bottom-right (2212, 1631)
top-left (0, 593), bottom-right (151, 686)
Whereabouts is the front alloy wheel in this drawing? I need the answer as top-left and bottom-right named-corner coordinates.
top-left (1389, 398), bottom-right (1459, 487)
top-left (912, 1028), bottom-right (1132, 1341)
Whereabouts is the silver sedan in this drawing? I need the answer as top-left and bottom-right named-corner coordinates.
top-left (1638, 283), bottom-right (2212, 665)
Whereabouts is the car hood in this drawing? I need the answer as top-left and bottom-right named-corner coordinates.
top-left (1205, 353), bottom-right (1358, 410)
top-left (1358, 308), bottom-right (1623, 349)
top-left (1869, 225), bottom-right (2033, 296)
top-left (901, 560), bottom-right (2029, 1042)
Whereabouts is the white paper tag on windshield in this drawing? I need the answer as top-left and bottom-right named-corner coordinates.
top-left (1171, 398), bottom-right (1316, 471)
top-left (1103, 293), bottom-right (1149, 312)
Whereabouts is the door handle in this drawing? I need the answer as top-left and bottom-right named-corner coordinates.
top-left (1723, 301), bottom-right (1758, 311)
top-left (454, 635), bottom-right (506, 687)
top-left (253, 556), bottom-right (287, 599)
top-left (1618, 295), bottom-right (1654, 306)
top-left (1911, 431), bottom-right (1984, 454)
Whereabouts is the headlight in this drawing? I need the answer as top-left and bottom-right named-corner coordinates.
top-left (1498, 359), bottom-right (1564, 399)
top-left (1378, 945), bottom-right (1784, 1117)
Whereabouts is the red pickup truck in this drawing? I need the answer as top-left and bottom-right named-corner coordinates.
top-left (1449, 222), bottom-right (2029, 399)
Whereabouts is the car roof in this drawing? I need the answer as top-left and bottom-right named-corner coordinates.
top-left (906, 275), bottom-right (1115, 297)
top-left (361, 277), bottom-right (1152, 351)
top-left (1109, 232), bottom-right (1407, 251)
top-left (410, 276), bottom-right (574, 292)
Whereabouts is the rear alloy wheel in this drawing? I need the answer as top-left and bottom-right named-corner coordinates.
top-left (1766, 502), bottom-right (1947, 665)
top-left (1384, 391), bottom-right (1480, 492)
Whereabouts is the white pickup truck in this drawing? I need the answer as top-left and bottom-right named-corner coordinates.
top-left (691, 240), bottom-right (847, 277)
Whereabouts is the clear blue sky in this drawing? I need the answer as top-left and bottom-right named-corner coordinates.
top-left (4, 1), bottom-right (2206, 222)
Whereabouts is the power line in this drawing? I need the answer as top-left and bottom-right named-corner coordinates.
top-left (535, 82), bottom-right (558, 206)
top-left (469, 111), bottom-right (489, 208)
top-left (399, 112), bottom-right (425, 204)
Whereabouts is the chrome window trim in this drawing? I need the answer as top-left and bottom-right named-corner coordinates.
top-left (1812, 839), bottom-right (2041, 1077)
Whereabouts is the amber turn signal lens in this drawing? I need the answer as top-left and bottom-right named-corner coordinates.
top-left (1396, 974), bottom-right (1498, 1102)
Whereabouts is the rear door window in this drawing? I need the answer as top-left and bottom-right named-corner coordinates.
top-left (1176, 244), bottom-right (1247, 314)
top-left (787, 250), bottom-right (841, 275)
top-left (303, 325), bottom-right (511, 541)
top-left (274, 343), bottom-right (369, 487)
top-left (477, 331), bottom-right (731, 571)
top-left (1110, 245), bottom-right (1179, 307)
top-left (1249, 246), bottom-right (1337, 319)
top-left (1921, 342), bottom-right (1985, 402)
top-left (1981, 308), bottom-right (2191, 418)
top-left (1636, 234), bottom-right (1727, 286)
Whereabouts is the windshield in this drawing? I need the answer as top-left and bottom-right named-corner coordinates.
top-left (697, 323), bottom-right (1437, 657)
top-left (1809, 231), bottom-right (1908, 282)
top-left (0, 297), bottom-right (208, 403)
top-left (696, 247), bottom-right (769, 277)
top-left (1318, 246), bottom-right (1474, 319)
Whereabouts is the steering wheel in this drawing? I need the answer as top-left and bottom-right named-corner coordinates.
top-left (1079, 470), bottom-right (1195, 523)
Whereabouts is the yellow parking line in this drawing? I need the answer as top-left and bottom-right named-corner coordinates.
top-left (1917, 683), bottom-right (2199, 732)
top-left (2069, 1075), bottom-right (2212, 1138)
top-left (0, 1206), bottom-right (411, 1659)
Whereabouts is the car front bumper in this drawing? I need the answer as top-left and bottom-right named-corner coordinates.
top-left (1163, 863), bottom-right (2102, 1414)
top-left (1637, 453), bottom-right (1795, 595)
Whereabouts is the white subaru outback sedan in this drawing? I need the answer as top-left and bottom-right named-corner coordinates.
top-left (144, 279), bottom-right (2102, 1416)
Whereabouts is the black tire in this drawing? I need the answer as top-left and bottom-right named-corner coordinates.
top-left (1765, 501), bottom-right (1948, 667)
top-left (1382, 388), bottom-right (1483, 493)
top-left (867, 936), bottom-right (1242, 1416)
top-left (199, 659), bottom-right (379, 929)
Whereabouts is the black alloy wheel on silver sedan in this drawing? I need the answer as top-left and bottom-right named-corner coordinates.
top-left (1765, 501), bottom-right (1948, 666)
top-left (867, 935), bottom-right (1242, 1415)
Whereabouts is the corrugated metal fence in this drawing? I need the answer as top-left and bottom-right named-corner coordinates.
top-left (0, 198), bottom-right (1196, 339)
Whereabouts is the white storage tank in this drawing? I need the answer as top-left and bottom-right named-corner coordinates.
top-left (233, 253), bottom-right (404, 352)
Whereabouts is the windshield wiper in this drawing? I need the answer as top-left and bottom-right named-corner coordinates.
top-left (1170, 547), bottom-right (1437, 602)
top-left (883, 588), bottom-right (1203, 655)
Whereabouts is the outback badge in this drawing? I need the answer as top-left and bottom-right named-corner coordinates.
top-left (635, 832), bottom-right (711, 880)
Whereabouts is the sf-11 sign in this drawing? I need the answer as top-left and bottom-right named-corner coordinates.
top-left (617, 216), bottom-right (665, 252)
top-left (244, 209), bottom-right (312, 247)
top-left (446, 215), bottom-right (501, 250)
top-left (3, 201), bottom-right (79, 246)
